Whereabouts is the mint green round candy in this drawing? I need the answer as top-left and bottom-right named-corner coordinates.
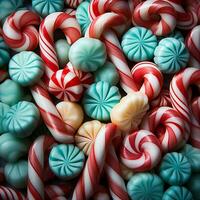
top-left (0, 79), bottom-right (24, 106)
top-left (0, 133), bottom-right (30, 162)
top-left (76, 2), bottom-right (91, 35)
top-left (127, 173), bottom-right (164, 200)
top-left (159, 152), bottom-right (191, 185)
top-left (0, 103), bottom-right (9, 134)
top-left (4, 160), bottom-right (28, 189)
top-left (49, 144), bottom-right (85, 180)
top-left (69, 38), bottom-right (107, 72)
top-left (83, 81), bottom-right (121, 121)
top-left (187, 174), bottom-right (200, 200)
top-left (154, 38), bottom-right (189, 74)
top-left (32, 0), bottom-right (64, 17)
top-left (0, 37), bottom-right (10, 68)
top-left (94, 61), bottom-right (119, 85)
top-left (2, 101), bottom-right (40, 137)
top-left (162, 186), bottom-right (193, 200)
top-left (9, 51), bottom-right (44, 86)
top-left (122, 27), bottom-right (157, 62)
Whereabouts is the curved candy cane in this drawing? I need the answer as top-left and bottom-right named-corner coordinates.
top-left (65, 0), bottom-right (83, 8)
top-left (0, 186), bottom-right (25, 200)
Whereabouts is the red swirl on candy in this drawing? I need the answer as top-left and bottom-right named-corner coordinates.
top-left (0, 186), bottom-right (26, 200)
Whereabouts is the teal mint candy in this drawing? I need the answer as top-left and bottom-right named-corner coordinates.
top-left (83, 81), bottom-right (121, 121)
top-left (0, 79), bottom-right (24, 106)
top-left (0, 37), bottom-right (10, 68)
top-left (4, 160), bottom-right (28, 189)
top-left (69, 38), bottom-right (107, 72)
top-left (9, 51), bottom-right (44, 86)
top-left (0, 133), bottom-right (30, 162)
top-left (158, 30), bottom-right (184, 42)
top-left (159, 152), bottom-right (191, 185)
top-left (32, 0), bottom-right (64, 17)
top-left (76, 2), bottom-right (91, 35)
top-left (94, 61), bottom-right (119, 85)
top-left (187, 174), bottom-right (200, 200)
top-left (154, 38), bottom-right (189, 74)
top-left (49, 144), bottom-right (85, 180)
top-left (162, 186), bottom-right (193, 200)
top-left (180, 144), bottom-right (200, 172)
top-left (121, 27), bottom-right (157, 62)
top-left (0, 103), bottom-right (10, 134)
top-left (127, 173), bottom-right (164, 200)
top-left (2, 101), bottom-right (40, 137)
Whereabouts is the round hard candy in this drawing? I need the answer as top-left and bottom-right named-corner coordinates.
top-left (0, 103), bottom-right (10, 134)
top-left (158, 30), bottom-right (184, 42)
top-left (187, 174), bottom-right (200, 200)
top-left (0, 37), bottom-right (10, 68)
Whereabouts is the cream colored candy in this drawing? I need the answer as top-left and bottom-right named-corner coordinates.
top-left (110, 92), bottom-right (149, 133)
top-left (75, 120), bottom-right (104, 156)
top-left (120, 164), bottom-right (134, 181)
top-left (56, 101), bottom-right (84, 130)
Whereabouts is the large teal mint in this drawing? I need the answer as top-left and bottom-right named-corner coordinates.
top-left (2, 101), bottom-right (40, 137)
top-left (0, 103), bottom-right (9, 134)
top-left (94, 61), bottom-right (119, 85)
top-left (32, 0), bottom-right (64, 17)
top-left (158, 30), bottom-right (184, 42)
top-left (121, 27), bottom-right (157, 62)
top-left (83, 81), bottom-right (121, 121)
top-left (162, 186), bottom-right (193, 200)
top-left (127, 173), bottom-right (164, 200)
top-left (4, 160), bottom-right (28, 189)
top-left (159, 152), bottom-right (191, 185)
top-left (0, 133), bottom-right (30, 162)
top-left (0, 37), bottom-right (10, 68)
top-left (186, 174), bottom-right (200, 200)
top-left (9, 51), bottom-right (44, 86)
top-left (69, 38), bottom-right (107, 72)
top-left (49, 144), bottom-right (85, 180)
top-left (154, 37), bottom-right (189, 74)
top-left (0, 79), bottom-right (24, 106)
top-left (180, 144), bottom-right (200, 172)
top-left (76, 2), bottom-right (91, 35)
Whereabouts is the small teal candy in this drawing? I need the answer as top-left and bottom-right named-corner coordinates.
top-left (121, 27), bottom-right (157, 62)
top-left (0, 103), bottom-right (10, 134)
top-left (159, 152), bottom-right (191, 185)
top-left (2, 101), bottom-right (40, 137)
top-left (4, 160), bottom-right (28, 189)
top-left (0, 133), bottom-right (30, 162)
top-left (94, 61), bottom-right (119, 85)
top-left (154, 38), bottom-right (189, 74)
top-left (0, 37), bottom-right (10, 68)
top-left (180, 144), bottom-right (200, 172)
top-left (49, 144), bottom-right (85, 180)
top-left (187, 174), bottom-right (200, 200)
top-left (9, 51), bottom-right (44, 86)
top-left (0, 79), bottom-right (24, 106)
top-left (76, 2), bottom-right (91, 35)
top-left (83, 81), bottom-right (121, 121)
top-left (127, 173), bottom-right (164, 200)
top-left (69, 38), bottom-right (107, 72)
top-left (32, 0), bottom-right (64, 17)
top-left (55, 39), bottom-right (70, 67)
top-left (158, 30), bottom-right (184, 42)
top-left (162, 186), bottom-right (193, 200)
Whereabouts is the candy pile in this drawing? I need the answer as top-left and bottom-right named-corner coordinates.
top-left (0, 0), bottom-right (200, 199)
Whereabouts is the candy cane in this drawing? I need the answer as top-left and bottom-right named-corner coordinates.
top-left (192, 97), bottom-right (200, 124)
top-left (65, 0), bottom-right (83, 8)
top-left (27, 135), bottom-right (56, 200)
top-left (141, 107), bottom-right (186, 152)
top-left (0, 186), bottom-right (25, 200)
top-left (120, 130), bottom-right (162, 171)
top-left (72, 123), bottom-right (117, 200)
top-left (30, 81), bottom-right (74, 143)
top-left (132, 0), bottom-right (177, 36)
top-left (65, 8), bottom-right (76, 17)
top-left (131, 62), bottom-right (163, 101)
top-left (93, 186), bottom-right (110, 200)
top-left (2, 10), bottom-right (40, 51)
top-left (170, 68), bottom-right (200, 148)
top-left (128, 0), bottom-right (143, 13)
top-left (0, 69), bottom-right (7, 82)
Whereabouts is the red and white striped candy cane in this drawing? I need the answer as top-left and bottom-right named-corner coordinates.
top-left (186, 25), bottom-right (200, 68)
top-left (93, 186), bottom-right (110, 200)
top-left (65, 8), bottom-right (76, 17)
top-left (65, 0), bottom-right (83, 8)
top-left (132, 0), bottom-right (177, 36)
top-left (105, 145), bottom-right (129, 200)
top-left (170, 67), bottom-right (200, 148)
top-left (72, 123), bottom-right (117, 200)
top-left (0, 69), bottom-right (7, 83)
top-left (141, 107), bottom-right (186, 152)
top-left (192, 97), bottom-right (200, 124)
top-left (2, 10), bottom-right (40, 51)
top-left (66, 62), bottom-right (93, 88)
top-left (30, 81), bottom-right (74, 143)
top-left (128, 0), bottom-right (143, 13)
top-left (131, 62), bottom-right (163, 101)
top-left (27, 135), bottom-right (56, 200)
top-left (120, 130), bottom-right (162, 171)
top-left (0, 186), bottom-right (25, 200)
